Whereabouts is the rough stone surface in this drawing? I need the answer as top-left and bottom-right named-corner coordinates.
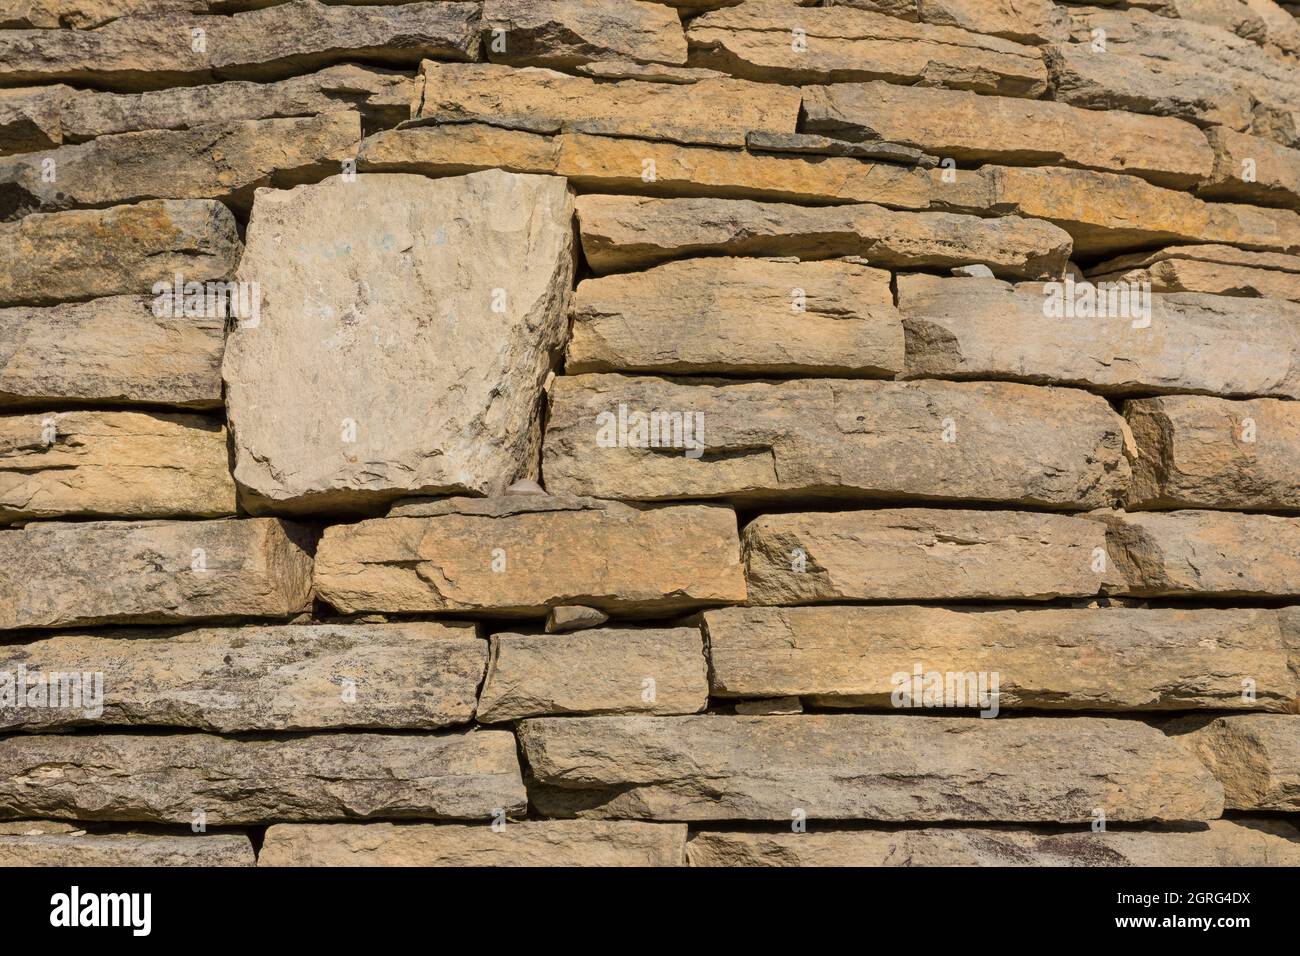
top-left (898, 275), bottom-right (1300, 398)
top-left (825, 0), bottom-right (1070, 44)
top-left (259, 820), bottom-right (687, 866)
top-left (686, 820), bottom-right (1300, 867)
top-left (543, 374), bottom-right (1132, 508)
top-left (0, 199), bottom-right (241, 307)
top-left (1126, 395), bottom-right (1300, 511)
top-left (0, 0), bottom-right (205, 29)
top-left (1106, 510), bottom-right (1300, 597)
top-left (574, 194), bottom-right (1072, 278)
top-left (0, 111), bottom-right (361, 219)
top-left (223, 170), bottom-right (574, 514)
top-left (704, 606), bottom-right (1295, 711)
top-left (742, 508), bottom-right (1117, 603)
top-left (0, 518), bottom-right (314, 630)
top-left (0, 0), bottom-right (481, 89)
top-left (0, 622), bottom-right (487, 732)
top-left (0, 85), bottom-right (69, 155)
top-left (0, 410), bottom-right (237, 521)
top-left (477, 626), bottom-right (708, 722)
top-left (567, 258), bottom-right (904, 377)
top-left (803, 81), bottom-right (1214, 189)
top-left (687, 0), bottom-right (1048, 95)
top-left (0, 826), bottom-right (255, 867)
top-left (520, 714), bottom-right (1224, 822)
top-left (314, 496), bottom-right (746, 617)
top-left (416, 61), bottom-right (798, 148)
top-left (0, 295), bottom-right (223, 408)
top-left (1172, 715), bottom-right (1300, 811)
top-left (483, 0), bottom-right (687, 68)
top-left (0, 731), bottom-right (527, 824)
top-left (1200, 127), bottom-right (1300, 210)
top-left (1087, 245), bottom-right (1300, 301)
top-left (545, 605), bottom-right (609, 633)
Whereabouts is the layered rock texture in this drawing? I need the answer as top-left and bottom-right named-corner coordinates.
top-left (1, 0), bottom-right (1298, 868)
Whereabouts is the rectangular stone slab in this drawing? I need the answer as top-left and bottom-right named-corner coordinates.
top-left (1125, 395), bottom-right (1300, 511)
top-left (897, 276), bottom-right (1300, 399)
top-left (802, 81), bottom-right (1213, 189)
top-left (1171, 715), bottom-right (1300, 811)
top-left (259, 820), bottom-right (687, 866)
top-left (574, 194), bottom-right (1072, 278)
top-left (542, 374), bottom-right (1132, 509)
top-left (0, 517), bottom-right (314, 630)
top-left (0, 199), bottom-right (241, 307)
top-left (518, 714), bottom-right (1224, 822)
top-left (482, 0), bottom-right (687, 68)
top-left (1087, 245), bottom-right (1300, 302)
top-left (0, 410), bottom-right (237, 521)
top-left (1200, 127), bottom-right (1300, 211)
top-left (1106, 510), bottom-right (1300, 597)
top-left (686, 820), bottom-right (1300, 867)
top-left (567, 257), bottom-right (904, 377)
top-left (223, 170), bottom-right (574, 513)
top-left (686, 0), bottom-right (1047, 95)
top-left (0, 0), bottom-right (481, 89)
top-left (313, 496), bottom-right (746, 617)
top-left (703, 606), bottom-right (1295, 711)
top-left (0, 295), bottom-right (223, 408)
top-left (416, 61), bottom-right (798, 148)
top-left (0, 622), bottom-right (486, 732)
top-left (0, 731), bottom-right (526, 824)
top-left (742, 508), bottom-right (1117, 603)
top-left (476, 626), bottom-right (708, 722)
top-left (0, 823), bottom-right (254, 867)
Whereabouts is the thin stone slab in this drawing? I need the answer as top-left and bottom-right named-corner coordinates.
top-left (0, 823), bottom-right (255, 866)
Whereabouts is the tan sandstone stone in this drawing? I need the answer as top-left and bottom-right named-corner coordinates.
top-left (0, 731), bottom-right (526, 824)
top-left (0, 0), bottom-right (205, 29)
top-left (544, 605), bottom-right (609, 633)
top-left (0, 827), bottom-right (255, 867)
top-left (1087, 245), bottom-right (1300, 301)
top-left (0, 85), bottom-right (70, 154)
top-left (823, 0), bottom-right (1070, 44)
top-left (483, 0), bottom-right (687, 68)
top-left (0, 622), bottom-right (487, 732)
top-left (567, 258), bottom-right (904, 377)
top-left (1200, 127), bottom-right (1300, 210)
top-left (704, 605), bottom-right (1295, 710)
top-left (520, 714), bottom-right (1224, 822)
top-left (313, 496), bottom-right (746, 617)
top-left (1172, 715), bottom-right (1300, 810)
top-left (0, 517), bottom-right (314, 630)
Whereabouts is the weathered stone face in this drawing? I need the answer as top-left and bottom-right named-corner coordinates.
top-left (477, 626), bottom-right (709, 722)
top-left (313, 496), bottom-right (746, 617)
top-left (824, 0), bottom-right (1070, 44)
top-left (520, 715), bottom-right (1224, 822)
top-left (0, 825), bottom-right (256, 867)
top-left (0, 518), bottom-right (314, 630)
top-left (0, 622), bottom-right (487, 732)
top-left (223, 170), bottom-right (574, 513)
top-left (742, 508), bottom-right (1117, 603)
top-left (0, 85), bottom-right (70, 154)
top-left (1087, 245), bottom-right (1300, 302)
top-left (259, 821), bottom-right (687, 866)
top-left (704, 605), bottom-right (1295, 711)
top-left (543, 374), bottom-right (1132, 508)
top-left (1171, 715), bottom-right (1300, 811)
top-left (1200, 128), bottom-right (1300, 211)
top-left (0, 410), bottom-right (237, 521)
top-left (0, 731), bottom-right (526, 824)
top-left (482, 0), bottom-right (688, 68)
top-left (568, 258), bottom-right (904, 377)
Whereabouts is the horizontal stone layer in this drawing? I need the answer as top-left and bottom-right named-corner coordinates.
top-left (803, 81), bottom-right (1214, 189)
top-left (1172, 715), bottom-right (1300, 812)
top-left (0, 730), bottom-right (526, 824)
top-left (519, 714), bottom-right (1224, 822)
top-left (313, 496), bottom-right (745, 617)
top-left (1087, 245), bottom-right (1300, 302)
top-left (416, 61), bottom-right (797, 148)
top-left (0, 517), bottom-right (314, 631)
top-left (0, 622), bottom-right (486, 732)
top-left (0, 199), bottom-right (241, 307)
top-left (0, 295), bottom-right (223, 408)
top-left (0, 0), bottom-right (480, 89)
top-left (1126, 395), bottom-right (1300, 511)
top-left (687, 0), bottom-right (1047, 95)
top-left (259, 820), bottom-right (687, 866)
top-left (477, 626), bottom-right (708, 723)
top-left (574, 194), bottom-right (1072, 278)
top-left (825, 0), bottom-right (1070, 45)
top-left (567, 257), bottom-right (904, 377)
top-left (898, 276), bottom-right (1300, 398)
top-left (0, 410), bottom-right (236, 521)
top-left (1, 111), bottom-right (360, 219)
top-left (1200, 127), bottom-right (1300, 211)
top-left (686, 820), bottom-right (1300, 867)
top-left (543, 374), bottom-right (1131, 508)
top-left (742, 508), bottom-right (1116, 603)
top-left (1106, 510), bottom-right (1300, 597)
top-left (0, 85), bottom-right (67, 154)
top-left (0, 822), bottom-right (255, 866)
top-left (483, 0), bottom-right (687, 69)
top-left (704, 606), bottom-right (1295, 711)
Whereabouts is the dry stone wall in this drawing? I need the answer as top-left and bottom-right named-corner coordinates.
top-left (0, 0), bottom-right (1298, 868)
